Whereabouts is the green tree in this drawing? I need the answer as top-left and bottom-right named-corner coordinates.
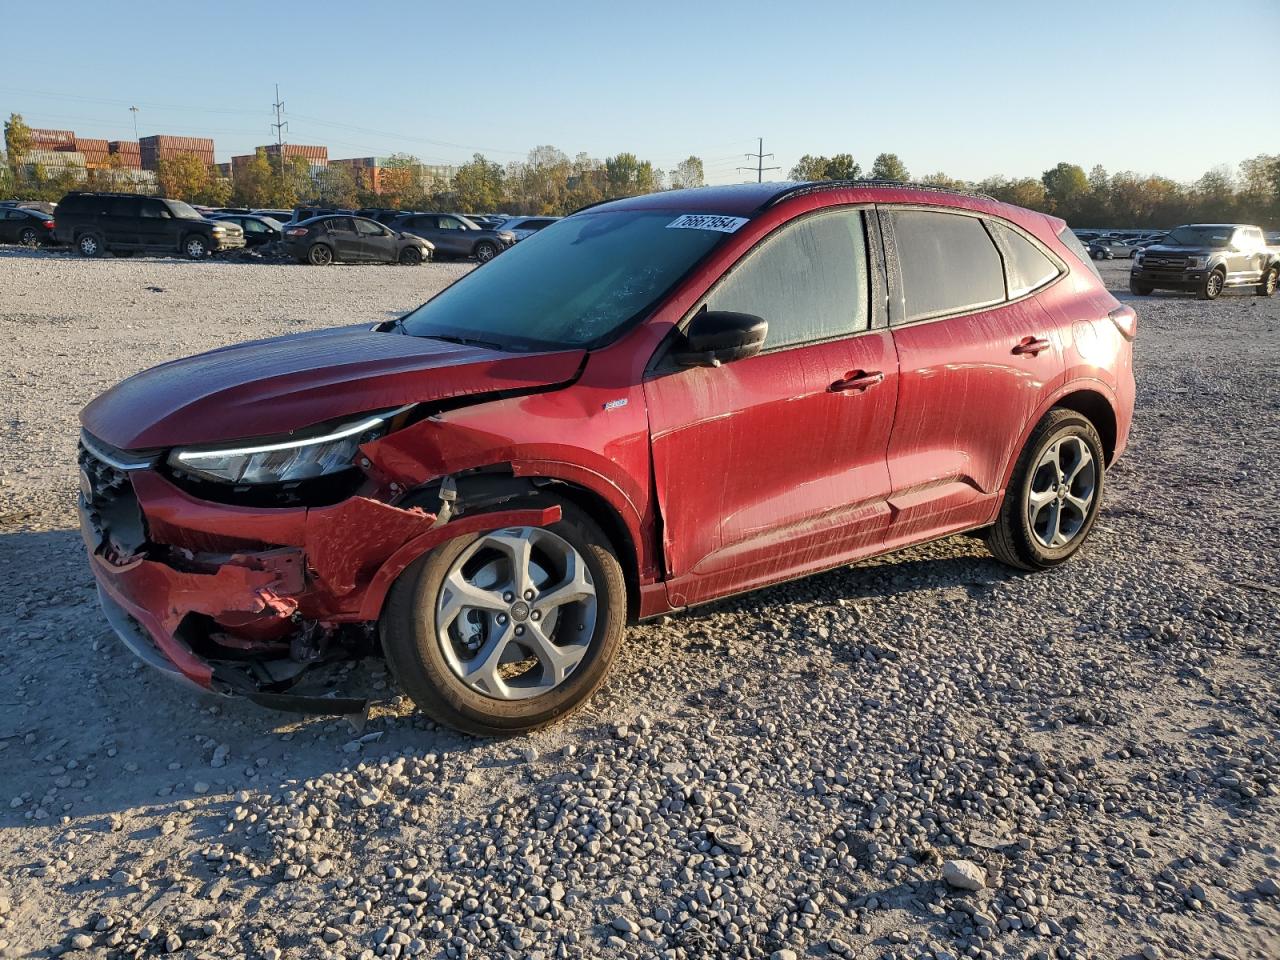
top-left (918, 172), bottom-right (967, 190)
top-left (232, 149), bottom-right (276, 207)
top-left (4, 113), bottom-right (32, 181)
top-left (822, 153), bottom-right (860, 180)
top-left (156, 153), bottom-right (213, 202)
top-left (452, 153), bottom-right (505, 212)
top-left (788, 155), bottom-right (828, 180)
top-left (316, 163), bottom-right (359, 207)
top-left (1041, 162), bottom-right (1089, 218)
top-left (869, 153), bottom-right (908, 182)
top-left (603, 153), bottom-right (657, 198)
top-left (671, 156), bottom-right (704, 190)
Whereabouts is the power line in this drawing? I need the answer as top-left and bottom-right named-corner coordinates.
top-left (738, 137), bottom-right (781, 183)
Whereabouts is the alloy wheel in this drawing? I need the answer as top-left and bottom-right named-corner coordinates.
top-left (1025, 436), bottom-right (1097, 548)
top-left (1266, 269), bottom-right (1278, 295)
top-left (1207, 272), bottom-right (1223, 297)
top-left (434, 526), bottom-right (596, 701)
top-left (476, 243), bottom-right (496, 263)
top-left (79, 236), bottom-right (99, 256)
top-left (20, 228), bottom-right (38, 247)
top-left (186, 238), bottom-right (207, 258)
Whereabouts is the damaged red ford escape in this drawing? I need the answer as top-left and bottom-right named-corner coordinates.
top-left (78, 182), bottom-right (1135, 735)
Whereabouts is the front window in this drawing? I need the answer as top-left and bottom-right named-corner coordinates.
top-left (1163, 226), bottom-right (1232, 247)
top-left (400, 210), bottom-right (732, 350)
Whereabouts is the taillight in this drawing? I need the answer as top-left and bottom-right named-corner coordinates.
top-left (286, 227), bottom-right (309, 237)
top-left (43, 220), bottom-right (55, 229)
top-left (1109, 305), bottom-right (1137, 340)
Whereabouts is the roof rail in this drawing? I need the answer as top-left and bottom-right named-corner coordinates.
top-left (761, 179), bottom-right (996, 210)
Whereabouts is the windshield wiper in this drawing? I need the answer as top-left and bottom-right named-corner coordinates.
top-left (425, 333), bottom-right (508, 352)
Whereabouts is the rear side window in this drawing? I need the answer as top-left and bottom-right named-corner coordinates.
top-left (106, 197), bottom-right (137, 217)
top-left (890, 210), bottom-right (1004, 322)
top-left (1056, 227), bottom-right (1102, 281)
top-left (707, 209), bottom-right (869, 350)
top-left (987, 221), bottom-right (1060, 298)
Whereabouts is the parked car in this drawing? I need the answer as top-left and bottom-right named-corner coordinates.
top-left (1, 199), bottom-right (57, 215)
top-left (77, 182), bottom-right (1135, 734)
top-left (290, 206), bottom-right (355, 224)
top-left (462, 214), bottom-right (507, 229)
top-left (500, 216), bottom-right (561, 241)
top-left (52, 192), bottom-right (246, 258)
top-left (356, 207), bottom-right (411, 225)
top-left (0, 205), bottom-right (58, 246)
top-left (1265, 231), bottom-right (1280, 249)
top-left (209, 213), bottom-right (285, 249)
top-left (252, 209), bottom-right (295, 223)
top-left (388, 212), bottom-right (515, 262)
top-left (282, 214), bottom-right (434, 265)
top-left (1087, 237), bottom-right (1141, 260)
top-left (1131, 224), bottom-right (1280, 299)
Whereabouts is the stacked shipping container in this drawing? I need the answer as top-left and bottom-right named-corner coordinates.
top-left (139, 135), bottom-right (216, 170)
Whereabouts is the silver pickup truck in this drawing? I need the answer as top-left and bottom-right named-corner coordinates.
top-left (1131, 224), bottom-right (1280, 300)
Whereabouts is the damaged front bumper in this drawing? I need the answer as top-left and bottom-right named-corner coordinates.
top-left (78, 437), bottom-right (558, 714)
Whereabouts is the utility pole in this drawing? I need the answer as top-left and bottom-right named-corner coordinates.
top-left (738, 137), bottom-right (780, 183)
top-left (271, 84), bottom-right (288, 195)
top-left (129, 106), bottom-right (139, 140)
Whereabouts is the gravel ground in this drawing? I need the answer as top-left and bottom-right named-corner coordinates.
top-left (0, 248), bottom-right (1277, 960)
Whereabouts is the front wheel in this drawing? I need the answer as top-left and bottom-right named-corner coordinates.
top-left (183, 235), bottom-right (209, 259)
top-left (1258, 265), bottom-right (1278, 297)
top-left (398, 246), bottom-right (423, 266)
top-left (985, 409), bottom-right (1105, 571)
top-left (381, 497), bottom-right (627, 735)
top-left (474, 241), bottom-right (498, 263)
top-left (1129, 278), bottom-right (1153, 296)
top-left (1092, 249), bottom-right (1106, 261)
top-left (1197, 269), bottom-right (1225, 300)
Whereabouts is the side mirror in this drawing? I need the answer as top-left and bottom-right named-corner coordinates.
top-left (672, 311), bottom-right (767, 368)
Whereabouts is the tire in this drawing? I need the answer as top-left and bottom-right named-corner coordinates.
top-left (19, 228), bottom-right (39, 248)
top-left (307, 243), bottom-right (334, 266)
top-left (985, 409), bottom-right (1105, 572)
top-left (76, 233), bottom-right (104, 257)
top-left (1128, 278), bottom-right (1153, 296)
top-left (474, 241), bottom-right (498, 263)
top-left (398, 246), bottom-right (423, 266)
top-left (1257, 265), bottom-right (1278, 298)
top-left (183, 234), bottom-right (209, 259)
top-left (381, 496), bottom-right (627, 735)
top-left (1092, 249), bottom-right (1106, 261)
top-left (1197, 268), bottom-right (1225, 300)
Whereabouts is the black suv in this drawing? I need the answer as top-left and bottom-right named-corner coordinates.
top-left (53, 192), bottom-right (246, 259)
top-left (1130, 224), bottom-right (1280, 300)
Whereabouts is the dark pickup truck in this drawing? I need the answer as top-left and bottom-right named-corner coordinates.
top-left (1130, 224), bottom-right (1279, 300)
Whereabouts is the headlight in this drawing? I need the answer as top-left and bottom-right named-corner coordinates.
top-left (1133, 254), bottom-right (1143, 266)
top-left (211, 225), bottom-right (225, 233)
top-left (1186, 257), bottom-right (1207, 270)
top-left (168, 406), bottom-right (412, 484)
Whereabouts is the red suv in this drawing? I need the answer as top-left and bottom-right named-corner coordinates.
top-left (78, 182), bottom-right (1135, 734)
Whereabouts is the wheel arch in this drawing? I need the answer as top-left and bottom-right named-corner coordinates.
top-left (395, 466), bottom-right (644, 622)
top-left (1053, 389), bottom-right (1118, 465)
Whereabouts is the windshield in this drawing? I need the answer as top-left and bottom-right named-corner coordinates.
top-left (400, 210), bottom-right (732, 350)
top-left (168, 200), bottom-right (204, 220)
top-left (1163, 226), bottom-right (1232, 247)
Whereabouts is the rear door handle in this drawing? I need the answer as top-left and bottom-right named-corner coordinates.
top-left (829, 370), bottom-right (884, 393)
top-left (1012, 336), bottom-right (1051, 356)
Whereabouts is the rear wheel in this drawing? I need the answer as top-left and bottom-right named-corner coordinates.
top-left (19, 227), bottom-right (39, 247)
top-left (381, 496), bottom-right (626, 735)
top-left (1258, 265), bottom-right (1278, 297)
top-left (183, 235), bottom-right (209, 259)
top-left (1129, 278), bottom-right (1153, 296)
top-left (1197, 268), bottom-right (1225, 300)
top-left (985, 409), bottom-right (1105, 571)
top-left (398, 246), bottom-right (423, 266)
top-left (1092, 249), bottom-right (1107, 261)
top-left (474, 241), bottom-right (498, 263)
top-left (307, 243), bottom-right (334, 266)
top-left (76, 233), bottom-right (103, 257)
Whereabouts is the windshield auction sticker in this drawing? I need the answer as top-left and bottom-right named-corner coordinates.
top-left (666, 214), bottom-right (750, 233)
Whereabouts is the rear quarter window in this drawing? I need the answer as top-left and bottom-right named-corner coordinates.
top-left (987, 221), bottom-right (1061, 297)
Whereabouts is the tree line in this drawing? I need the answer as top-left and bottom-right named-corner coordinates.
top-left (5, 113), bottom-right (1278, 226)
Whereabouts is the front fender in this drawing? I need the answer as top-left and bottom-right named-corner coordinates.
top-left (356, 504), bottom-right (561, 621)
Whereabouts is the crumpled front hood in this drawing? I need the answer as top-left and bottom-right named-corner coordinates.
top-left (81, 324), bottom-right (585, 450)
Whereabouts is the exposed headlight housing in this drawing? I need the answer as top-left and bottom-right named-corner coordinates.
top-left (167, 406), bottom-right (413, 484)
top-left (1186, 256), bottom-right (1208, 270)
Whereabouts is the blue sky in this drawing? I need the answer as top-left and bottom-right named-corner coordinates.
top-left (3, 0), bottom-right (1273, 185)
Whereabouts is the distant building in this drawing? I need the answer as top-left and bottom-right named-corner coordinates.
top-left (139, 135), bottom-right (215, 170)
top-left (263, 143), bottom-right (328, 165)
top-left (330, 157), bottom-right (455, 196)
top-left (108, 141), bottom-right (143, 170)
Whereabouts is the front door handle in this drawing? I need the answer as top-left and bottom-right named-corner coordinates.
top-left (829, 370), bottom-right (884, 393)
top-left (1012, 336), bottom-right (1051, 356)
